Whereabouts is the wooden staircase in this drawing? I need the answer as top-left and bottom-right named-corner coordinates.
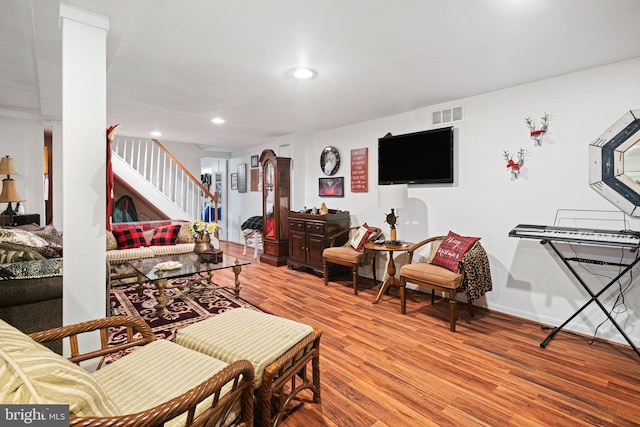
top-left (111, 135), bottom-right (218, 224)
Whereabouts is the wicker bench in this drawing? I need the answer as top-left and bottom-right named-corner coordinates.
top-left (176, 308), bottom-right (322, 427)
top-left (1, 316), bottom-right (254, 427)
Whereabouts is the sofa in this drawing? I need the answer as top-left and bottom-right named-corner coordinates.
top-left (0, 220), bottom-right (201, 345)
top-left (0, 224), bottom-right (64, 353)
top-left (0, 315), bottom-right (255, 426)
top-left (107, 220), bottom-right (207, 283)
top-left (0, 258), bottom-right (63, 354)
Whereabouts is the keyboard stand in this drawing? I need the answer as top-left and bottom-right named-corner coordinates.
top-left (541, 240), bottom-right (640, 357)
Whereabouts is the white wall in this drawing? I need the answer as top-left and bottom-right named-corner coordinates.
top-left (2, 54), bottom-right (639, 349)
top-left (160, 139), bottom-right (203, 177)
top-left (201, 156), bottom-right (227, 239)
top-left (263, 57), bottom-right (640, 347)
top-left (225, 141), bottom-right (294, 244)
top-left (0, 115), bottom-right (45, 220)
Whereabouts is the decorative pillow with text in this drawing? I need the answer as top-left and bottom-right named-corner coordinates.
top-left (431, 231), bottom-right (480, 273)
top-left (349, 223), bottom-right (373, 251)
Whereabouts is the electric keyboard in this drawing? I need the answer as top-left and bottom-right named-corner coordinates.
top-left (509, 224), bottom-right (640, 248)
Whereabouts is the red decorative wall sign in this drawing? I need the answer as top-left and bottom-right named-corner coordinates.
top-left (350, 148), bottom-right (368, 192)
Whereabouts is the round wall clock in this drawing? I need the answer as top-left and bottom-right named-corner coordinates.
top-left (320, 146), bottom-right (340, 176)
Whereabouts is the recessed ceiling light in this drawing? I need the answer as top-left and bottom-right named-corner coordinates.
top-left (150, 131), bottom-right (162, 137)
top-left (288, 67), bottom-right (318, 80)
top-left (211, 117), bottom-right (225, 124)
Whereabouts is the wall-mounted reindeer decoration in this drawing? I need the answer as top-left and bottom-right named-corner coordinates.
top-left (504, 148), bottom-right (525, 179)
top-left (524, 112), bottom-right (550, 146)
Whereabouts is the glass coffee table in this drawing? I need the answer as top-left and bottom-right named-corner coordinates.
top-left (128, 253), bottom-right (250, 318)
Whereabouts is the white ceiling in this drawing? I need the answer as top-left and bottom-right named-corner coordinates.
top-left (2, 0), bottom-right (640, 153)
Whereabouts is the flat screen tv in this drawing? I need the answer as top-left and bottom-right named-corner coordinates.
top-left (378, 126), bottom-right (454, 185)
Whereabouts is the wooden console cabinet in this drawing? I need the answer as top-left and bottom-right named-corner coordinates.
top-left (0, 213), bottom-right (40, 226)
top-left (287, 210), bottom-right (350, 274)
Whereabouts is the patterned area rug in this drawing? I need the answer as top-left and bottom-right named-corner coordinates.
top-left (109, 273), bottom-right (262, 342)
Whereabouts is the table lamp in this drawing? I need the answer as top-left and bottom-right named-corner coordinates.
top-left (0, 156), bottom-right (24, 223)
top-left (378, 184), bottom-right (408, 246)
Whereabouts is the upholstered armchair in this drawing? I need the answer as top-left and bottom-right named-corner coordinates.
top-left (398, 233), bottom-right (492, 331)
top-left (323, 225), bottom-right (382, 294)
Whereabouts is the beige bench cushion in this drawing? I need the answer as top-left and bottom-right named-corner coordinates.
top-left (176, 308), bottom-right (313, 388)
top-left (92, 339), bottom-right (230, 427)
top-left (322, 246), bottom-right (364, 263)
top-left (400, 262), bottom-right (463, 289)
top-left (0, 320), bottom-right (119, 417)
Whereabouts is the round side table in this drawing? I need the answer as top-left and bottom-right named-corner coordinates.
top-left (364, 241), bottom-right (413, 304)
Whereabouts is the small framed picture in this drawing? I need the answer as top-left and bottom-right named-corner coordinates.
top-left (250, 169), bottom-right (259, 191)
top-left (230, 173), bottom-right (238, 190)
top-left (319, 177), bottom-right (344, 197)
top-left (237, 163), bottom-right (247, 193)
top-left (251, 155), bottom-right (259, 168)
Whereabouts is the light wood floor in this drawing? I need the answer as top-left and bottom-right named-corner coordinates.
top-left (216, 242), bottom-right (640, 427)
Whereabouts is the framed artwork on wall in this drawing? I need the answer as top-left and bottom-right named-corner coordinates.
top-left (231, 173), bottom-right (238, 190)
top-left (320, 146), bottom-right (340, 176)
top-left (214, 173), bottom-right (222, 196)
top-left (251, 155), bottom-right (259, 168)
top-left (319, 177), bottom-right (344, 197)
top-left (250, 169), bottom-right (259, 191)
top-left (200, 173), bottom-right (212, 191)
top-left (350, 147), bottom-right (368, 192)
top-left (237, 163), bottom-right (247, 193)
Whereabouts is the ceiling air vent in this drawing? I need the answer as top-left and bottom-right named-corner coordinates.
top-left (432, 106), bottom-right (463, 126)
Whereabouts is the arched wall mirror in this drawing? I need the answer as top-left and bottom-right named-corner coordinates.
top-left (624, 145), bottom-right (640, 184)
top-left (589, 109), bottom-right (640, 216)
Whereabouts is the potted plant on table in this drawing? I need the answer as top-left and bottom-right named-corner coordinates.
top-left (189, 220), bottom-right (220, 253)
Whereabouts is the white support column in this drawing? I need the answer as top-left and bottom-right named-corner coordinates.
top-left (60, 4), bottom-right (109, 326)
top-left (51, 121), bottom-right (63, 231)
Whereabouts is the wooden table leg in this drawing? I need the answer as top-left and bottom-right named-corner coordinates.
top-left (136, 272), bottom-right (145, 297)
top-left (154, 278), bottom-right (167, 318)
top-left (373, 251), bottom-right (397, 304)
top-left (232, 258), bottom-right (243, 298)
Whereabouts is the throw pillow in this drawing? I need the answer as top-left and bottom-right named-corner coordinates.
top-left (31, 225), bottom-right (63, 246)
top-left (342, 228), bottom-right (357, 247)
top-left (176, 222), bottom-right (195, 243)
top-left (151, 224), bottom-right (181, 246)
top-left (143, 229), bottom-right (155, 243)
top-left (0, 319), bottom-right (120, 417)
top-left (349, 223), bottom-right (373, 251)
top-left (0, 229), bottom-right (49, 248)
top-left (0, 258), bottom-right (63, 279)
top-left (106, 231), bottom-right (118, 250)
top-left (0, 249), bottom-right (37, 264)
top-left (112, 227), bottom-right (149, 250)
top-left (431, 231), bottom-right (480, 273)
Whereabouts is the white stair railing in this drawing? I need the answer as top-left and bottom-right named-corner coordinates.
top-left (112, 135), bottom-right (217, 221)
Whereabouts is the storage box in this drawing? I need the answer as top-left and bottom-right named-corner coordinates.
top-left (199, 250), bottom-right (223, 264)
